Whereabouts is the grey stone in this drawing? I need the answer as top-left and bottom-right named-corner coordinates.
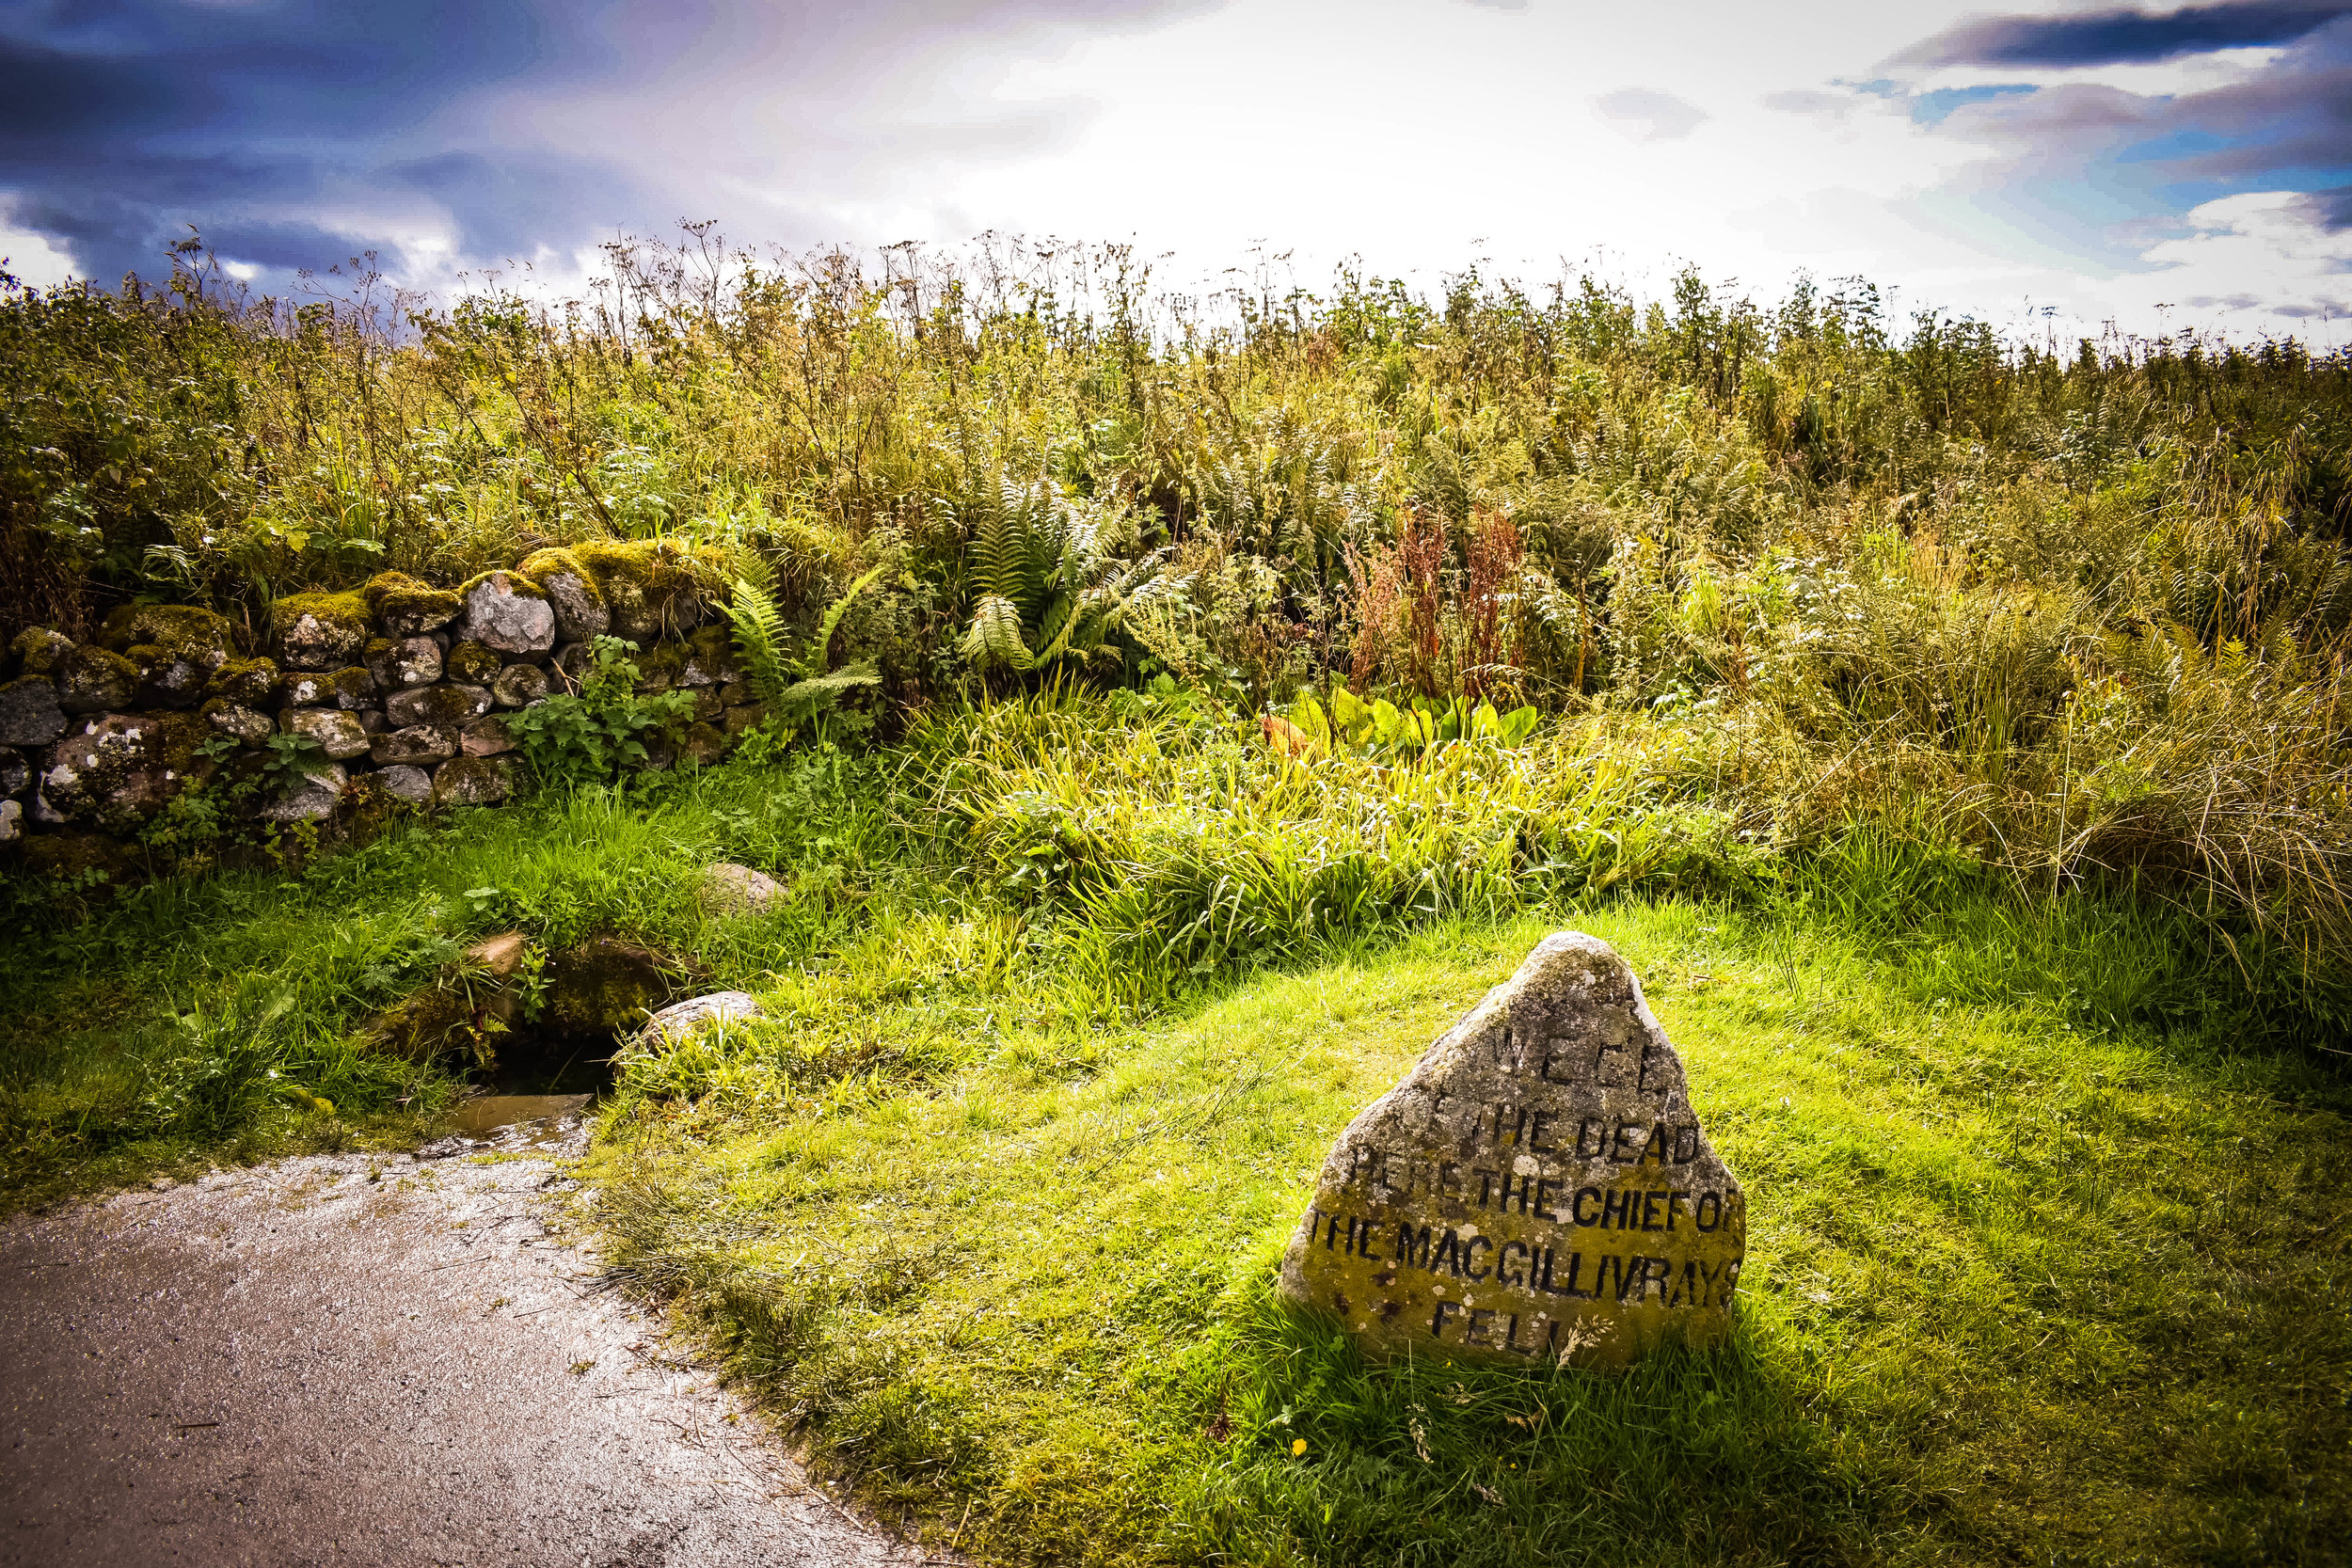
top-left (258, 763), bottom-right (347, 823)
top-left (372, 725), bottom-right (459, 767)
top-left (377, 765), bottom-right (434, 804)
top-left (204, 703), bottom-right (275, 746)
top-left (490, 662), bottom-right (548, 709)
top-left (0, 798), bottom-right (18, 842)
top-left (0, 750), bottom-right (26, 799)
top-left (552, 642), bottom-right (592, 684)
top-left (131, 652), bottom-right (209, 710)
top-left (637, 991), bottom-right (763, 1047)
top-left (701, 863), bottom-right (785, 915)
top-left (386, 684), bottom-right (491, 728)
top-left (537, 567), bottom-right (611, 642)
top-left (282, 708), bottom-right (373, 761)
top-left (280, 668), bottom-right (376, 712)
top-left (459, 715), bottom-right (514, 757)
top-left (461, 573), bottom-right (556, 656)
top-left (0, 677), bottom-right (66, 748)
top-left (40, 715), bottom-right (173, 826)
top-left (389, 637), bottom-right (443, 689)
top-left (1278, 931), bottom-right (1747, 1370)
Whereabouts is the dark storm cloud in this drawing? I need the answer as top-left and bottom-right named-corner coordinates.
top-left (0, 0), bottom-right (1218, 287)
top-left (1900, 1), bottom-right (2352, 70)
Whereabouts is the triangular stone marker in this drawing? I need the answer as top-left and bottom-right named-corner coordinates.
top-left (1279, 931), bottom-right (1746, 1367)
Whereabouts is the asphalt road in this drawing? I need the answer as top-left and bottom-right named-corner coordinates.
top-left (2, 1122), bottom-right (909, 1568)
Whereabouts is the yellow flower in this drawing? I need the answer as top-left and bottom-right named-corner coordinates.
top-left (1290, 1438), bottom-right (1307, 1457)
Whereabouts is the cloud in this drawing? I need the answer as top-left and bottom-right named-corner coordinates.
top-left (0, 0), bottom-right (1220, 288)
top-left (1594, 87), bottom-right (1708, 142)
top-left (1899, 0), bottom-right (2351, 70)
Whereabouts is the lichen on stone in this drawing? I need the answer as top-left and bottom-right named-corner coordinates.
top-left (270, 591), bottom-right (374, 670)
top-left (514, 546), bottom-right (612, 641)
top-left (445, 640), bottom-right (503, 684)
top-left (361, 570), bottom-right (465, 637)
top-left (54, 646), bottom-right (139, 714)
top-left (101, 604), bottom-right (237, 666)
top-left (204, 657), bottom-right (279, 706)
top-left (11, 627), bottom-right (74, 679)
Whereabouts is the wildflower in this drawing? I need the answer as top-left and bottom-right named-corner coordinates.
top-left (1290, 1438), bottom-right (1307, 1457)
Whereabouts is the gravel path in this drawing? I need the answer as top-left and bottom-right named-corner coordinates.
top-left (1, 1120), bottom-right (915, 1567)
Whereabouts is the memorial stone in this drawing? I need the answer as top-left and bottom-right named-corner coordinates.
top-left (1278, 931), bottom-right (1745, 1368)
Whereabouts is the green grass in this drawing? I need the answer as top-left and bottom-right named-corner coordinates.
top-left (596, 904), bottom-right (2352, 1566)
top-left (5, 705), bottom-right (2347, 1564)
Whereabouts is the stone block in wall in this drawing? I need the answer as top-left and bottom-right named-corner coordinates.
top-left (434, 754), bottom-right (516, 806)
top-left (282, 707), bottom-right (373, 761)
top-left (680, 722), bottom-right (728, 766)
top-left (11, 627), bottom-right (73, 678)
top-left (514, 547), bottom-right (611, 642)
top-left (566, 539), bottom-right (705, 641)
top-left (56, 647), bottom-right (138, 714)
top-left (128, 646), bottom-right (210, 710)
top-left (377, 764), bottom-right (434, 803)
top-left (717, 680), bottom-right (755, 707)
top-left (258, 762), bottom-right (346, 823)
top-left (445, 641), bottom-right (502, 685)
top-left (372, 724), bottom-right (459, 767)
top-left (683, 626), bottom-right (738, 686)
top-left (201, 699), bottom-right (274, 745)
top-left (459, 715), bottom-right (514, 757)
top-left (281, 667), bottom-right (377, 711)
top-left (690, 687), bottom-right (723, 724)
top-left (489, 663), bottom-right (547, 708)
top-left (361, 571), bottom-right (463, 637)
top-left (270, 592), bottom-right (373, 671)
top-left (204, 657), bottom-right (278, 707)
top-left (38, 713), bottom-right (204, 830)
top-left (459, 571), bottom-right (556, 655)
top-left (552, 641), bottom-right (591, 685)
top-left (100, 604), bottom-right (235, 668)
top-left (364, 636), bottom-right (443, 690)
top-left (722, 704), bottom-right (767, 736)
top-left (0, 678), bottom-right (66, 748)
top-left (1, 751), bottom-right (27, 799)
top-left (386, 684), bottom-right (491, 728)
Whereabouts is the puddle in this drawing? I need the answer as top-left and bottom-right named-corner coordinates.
top-left (452, 1094), bottom-right (593, 1138)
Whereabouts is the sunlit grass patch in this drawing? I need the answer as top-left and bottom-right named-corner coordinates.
top-left (598, 906), bottom-right (2352, 1566)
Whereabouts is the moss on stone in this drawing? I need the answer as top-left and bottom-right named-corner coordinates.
top-left (634, 641), bottom-right (688, 691)
top-left (685, 625), bottom-right (738, 680)
top-left (545, 938), bottom-right (701, 1034)
top-left (205, 657), bottom-right (279, 705)
top-left (270, 591), bottom-right (373, 668)
top-left (573, 539), bottom-right (704, 638)
top-left (20, 831), bottom-right (136, 889)
top-left (54, 645), bottom-right (139, 713)
top-left (431, 753), bottom-right (516, 806)
top-left (101, 604), bottom-right (237, 664)
top-left (459, 567), bottom-right (549, 600)
top-left (329, 666), bottom-right (378, 708)
top-left (363, 571), bottom-right (466, 637)
top-left (11, 627), bottom-right (74, 679)
top-left (445, 640), bottom-right (502, 683)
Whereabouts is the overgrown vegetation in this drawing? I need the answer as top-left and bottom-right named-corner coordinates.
top-left (5, 237), bottom-right (2351, 1565)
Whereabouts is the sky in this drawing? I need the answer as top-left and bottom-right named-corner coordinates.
top-left (3, 0), bottom-right (2348, 341)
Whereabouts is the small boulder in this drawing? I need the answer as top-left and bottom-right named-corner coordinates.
top-left (101, 604), bottom-right (235, 668)
top-left (468, 930), bottom-right (533, 977)
top-left (459, 571), bottom-right (556, 656)
top-left (281, 667), bottom-right (377, 712)
top-left (282, 707), bottom-right (373, 761)
top-left (361, 570), bottom-right (463, 637)
top-left (201, 700), bottom-right (275, 746)
top-left (257, 763), bottom-right (347, 823)
top-left (679, 722), bottom-right (729, 766)
top-left (10, 627), bottom-right (74, 678)
top-left (373, 725), bottom-right (459, 767)
top-left (546, 938), bottom-right (698, 1034)
top-left (127, 645), bottom-right (210, 710)
top-left (365, 636), bottom-right (443, 690)
top-left (514, 547), bottom-right (612, 642)
top-left (204, 657), bottom-right (279, 707)
top-left (0, 751), bottom-right (27, 799)
top-left (701, 863), bottom-right (784, 914)
top-left (377, 764), bottom-right (434, 803)
top-left (637, 990), bottom-right (764, 1047)
top-left (55, 647), bottom-right (138, 714)
top-left (270, 592), bottom-right (373, 671)
top-left (386, 683), bottom-right (491, 728)
top-left (40, 714), bottom-right (178, 826)
top-left (445, 640), bottom-right (503, 685)
top-left (458, 715), bottom-right (514, 757)
top-left (0, 798), bottom-right (19, 842)
top-left (433, 754), bottom-right (516, 805)
top-left (489, 662), bottom-right (548, 708)
top-left (0, 677), bottom-right (66, 748)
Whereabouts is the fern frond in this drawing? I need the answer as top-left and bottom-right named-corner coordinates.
top-left (961, 594), bottom-right (1037, 673)
top-left (727, 574), bottom-right (796, 703)
top-left (811, 562), bottom-right (889, 673)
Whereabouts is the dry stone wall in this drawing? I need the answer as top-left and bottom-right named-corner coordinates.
top-left (0, 542), bottom-right (762, 860)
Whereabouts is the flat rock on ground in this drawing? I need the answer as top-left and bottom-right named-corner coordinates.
top-left (1, 1121), bottom-right (918, 1567)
